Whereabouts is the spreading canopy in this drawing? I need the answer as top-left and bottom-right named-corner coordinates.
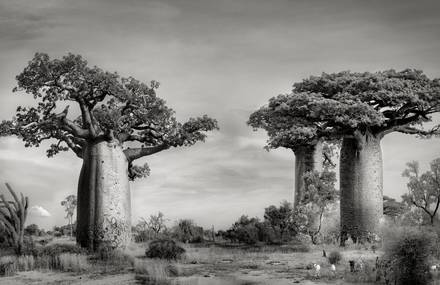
top-left (249, 69), bottom-right (440, 151)
top-left (0, 53), bottom-right (218, 179)
top-left (247, 92), bottom-right (381, 151)
top-left (293, 69), bottom-right (440, 137)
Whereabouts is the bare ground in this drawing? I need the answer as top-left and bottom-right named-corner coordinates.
top-left (1, 243), bottom-right (380, 285)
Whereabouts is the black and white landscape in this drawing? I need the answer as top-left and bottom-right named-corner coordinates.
top-left (1, 1), bottom-right (440, 284)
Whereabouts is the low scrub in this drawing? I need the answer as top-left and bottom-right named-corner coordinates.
top-left (93, 242), bottom-right (134, 270)
top-left (0, 253), bottom-right (90, 276)
top-left (327, 251), bottom-right (341, 265)
top-left (146, 239), bottom-right (185, 260)
top-left (33, 243), bottom-right (86, 256)
top-left (134, 259), bottom-right (180, 284)
top-left (382, 227), bottom-right (435, 285)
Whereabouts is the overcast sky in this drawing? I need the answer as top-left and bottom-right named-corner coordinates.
top-left (1, 0), bottom-right (440, 230)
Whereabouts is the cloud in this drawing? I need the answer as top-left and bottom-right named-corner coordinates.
top-left (1, 0), bottom-right (440, 230)
top-left (29, 205), bottom-right (51, 217)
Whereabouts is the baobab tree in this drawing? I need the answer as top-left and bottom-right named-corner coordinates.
top-left (248, 93), bottom-right (347, 207)
top-left (249, 94), bottom-right (323, 206)
top-left (293, 69), bottom-right (440, 242)
top-left (0, 53), bottom-right (218, 249)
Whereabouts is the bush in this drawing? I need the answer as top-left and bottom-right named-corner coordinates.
top-left (146, 239), bottom-right (185, 260)
top-left (33, 243), bottom-right (86, 257)
top-left (0, 252), bottom-right (90, 276)
top-left (383, 227), bottom-right (435, 285)
top-left (24, 224), bottom-right (40, 236)
top-left (92, 242), bottom-right (133, 269)
top-left (328, 250), bottom-right (342, 265)
top-left (172, 220), bottom-right (204, 243)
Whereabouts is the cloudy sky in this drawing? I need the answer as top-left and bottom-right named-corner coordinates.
top-left (1, 0), bottom-right (440, 230)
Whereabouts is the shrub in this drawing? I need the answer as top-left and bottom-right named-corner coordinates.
top-left (134, 259), bottom-right (180, 284)
top-left (24, 224), bottom-right (40, 236)
top-left (56, 253), bottom-right (89, 272)
top-left (328, 250), bottom-right (342, 265)
top-left (93, 242), bottom-right (133, 269)
top-left (0, 252), bottom-right (90, 275)
top-left (34, 243), bottom-right (86, 256)
top-left (383, 227), bottom-right (435, 285)
top-left (146, 239), bottom-right (185, 260)
top-left (172, 219), bottom-right (204, 243)
top-left (226, 216), bottom-right (261, 245)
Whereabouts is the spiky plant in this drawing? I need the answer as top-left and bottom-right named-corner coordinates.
top-left (0, 183), bottom-right (29, 254)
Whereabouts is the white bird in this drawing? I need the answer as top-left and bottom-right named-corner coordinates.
top-left (431, 265), bottom-right (437, 271)
top-left (330, 264), bottom-right (336, 278)
top-left (313, 263), bottom-right (321, 278)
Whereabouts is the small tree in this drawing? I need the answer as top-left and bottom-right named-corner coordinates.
top-left (402, 159), bottom-right (440, 225)
top-left (173, 219), bottom-right (204, 243)
top-left (147, 212), bottom-right (167, 237)
top-left (0, 183), bottom-right (29, 254)
top-left (135, 211), bottom-right (168, 241)
top-left (264, 201), bottom-right (296, 242)
top-left (61, 195), bottom-right (77, 237)
top-left (228, 215), bottom-right (261, 245)
top-left (24, 224), bottom-right (40, 236)
top-left (383, 195), bottom-right (407, 221)
top-left (294, 169), bottom-right (338, 244)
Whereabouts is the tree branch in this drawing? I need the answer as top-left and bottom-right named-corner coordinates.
top-left (387, 125), bottom-right (439, 136)
top-left (77, 98), bottom-right (97, 137)
top-left (60, 117), bottom-right (90, 138)
top-left (124, 144), bottom-right (169, 162)
top-left (60, 136), bottom-right (83, 158)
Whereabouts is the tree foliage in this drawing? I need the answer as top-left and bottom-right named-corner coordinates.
top-left (134, 211), bottom-right (168, 241)
top-left (294, 169), bottom-right (338, 244)
top-left (61, 195), bottom-right (77, 237)
top-left (264, 201), bottom-right (296, 241)
top-left (0, 53), bottom-right (218, 179)
top-left (24, 224), bottom-right (40, 236)
top-left (383, 195), bottom-right (407, 220)
top-left (173, 219), bottom-right (204, 243)
top-left (249, 70), bottom-right (440, 152)
top-left (402, 159), bottom-right (440, 225)
top-left (292, 69), bottom-right (440, 137)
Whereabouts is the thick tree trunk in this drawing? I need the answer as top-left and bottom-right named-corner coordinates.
top-left (340, 132), bottom-right (383, 244)
top-left (76, 140), bottom-right (131, 250)
top-left (293, 141), bottom-right (323, 207)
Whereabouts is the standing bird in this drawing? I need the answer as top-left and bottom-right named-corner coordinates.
top-left (330, 264), bottom-right (336, 277)
top-left (313, 263), bottom-right (321, 278)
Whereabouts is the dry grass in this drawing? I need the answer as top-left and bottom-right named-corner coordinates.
top-left (0, 253), bottom-right (90, 276)
top-left (57, 253), bottom-right (90, 271)
top-left (182, 245), bottom-right (272, 264)
top-left (134, 258), bottom-right (180, 284)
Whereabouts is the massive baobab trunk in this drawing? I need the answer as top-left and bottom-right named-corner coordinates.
top-left (340, 131), bottom-right (383, 244)
top-left (77, 140), bottom-right (131, 250)
top-left (293, 140), bottom-right (323, 207)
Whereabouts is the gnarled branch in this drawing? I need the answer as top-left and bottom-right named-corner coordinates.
top-left (124, 144), bottom-right (169, 162)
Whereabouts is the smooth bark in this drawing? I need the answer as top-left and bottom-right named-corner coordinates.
top-left (293, 141), bottom-right (323, 207)
top-left (77, 140), bottom-right (131, 249)
top-left (340, 131), bottom-right (384, 244)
